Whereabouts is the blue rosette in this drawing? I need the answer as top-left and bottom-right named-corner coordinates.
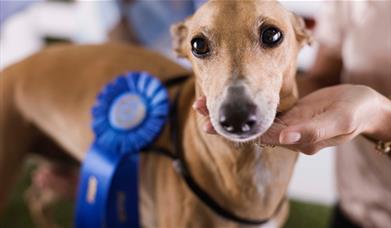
top-left (92, 71), bottom-right (169, 154)
top-left (75, 72), bottom-right (169, 228)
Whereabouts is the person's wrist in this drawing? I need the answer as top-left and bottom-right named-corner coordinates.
top-left (363, 91), bottom-right (391, 141)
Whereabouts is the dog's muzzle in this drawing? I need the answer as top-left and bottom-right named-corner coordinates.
top-left (218, 86), bottom-right (260, 138)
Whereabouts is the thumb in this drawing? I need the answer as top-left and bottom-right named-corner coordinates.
top-left (259, 122), bottom-right (286, 145)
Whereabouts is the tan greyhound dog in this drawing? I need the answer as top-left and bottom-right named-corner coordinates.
top-left (0, 0), bottom-right (311, 227)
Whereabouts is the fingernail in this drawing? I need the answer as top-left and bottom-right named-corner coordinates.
top-left (280, 132), bottom-right (301, 144)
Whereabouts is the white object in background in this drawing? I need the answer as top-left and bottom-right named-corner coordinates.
top-left (0, 1), bottom-right (119, 70)
top-left (0, 2), bottom-right (78, 69)
top-left (280, 0), bottom-right (324, 18)
top-left (297, 42), bottom-right (318, 71)
top-left (74, 0), bottom-right (119, 44)
top-left (33, 2), bottom-right (78, 39)
top-left (0, 9), bottom-right (42, 70)
top-left (288, 147), bottom-right (337, 205)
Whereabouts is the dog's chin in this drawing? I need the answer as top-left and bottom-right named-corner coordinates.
top-left (213, 126), bottom-right (267, 143)
top-left (211, 116), bottom-right (275, 143)
top-left (224, 132), bottom-right (263, 143)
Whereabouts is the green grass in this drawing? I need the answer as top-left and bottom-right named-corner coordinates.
top-left (0, 166), bottom-right (332, 228)
top-left (285, 200), bottom-right (332, 228)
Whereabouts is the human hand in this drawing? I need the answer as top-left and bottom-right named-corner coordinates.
top-left (193, 85), bottom-right (391, 155)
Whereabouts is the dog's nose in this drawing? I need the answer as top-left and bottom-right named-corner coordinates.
top-left (219, 102), bottom-right (257, 134)
top-left (218, 85), bottom-right (258, 135)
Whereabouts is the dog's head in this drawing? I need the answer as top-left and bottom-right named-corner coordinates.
top-left (171, 0), bottom-right (311, 142)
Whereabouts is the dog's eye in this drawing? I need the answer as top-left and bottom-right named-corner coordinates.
top-left (191, 37), bottom-right (210, 57)
top-left (260, 26), bottom-right (283, 48)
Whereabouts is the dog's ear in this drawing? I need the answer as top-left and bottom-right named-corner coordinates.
top-left (290, 12), bottom-right (313, 48)
top-left (171, 21), bottom-right (189, 58)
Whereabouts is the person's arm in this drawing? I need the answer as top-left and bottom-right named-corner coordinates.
top-left (363, 93), bottom-right (391, 142)
top-left (259, 84), bottom-right (391, 155)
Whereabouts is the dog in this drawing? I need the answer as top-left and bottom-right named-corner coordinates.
top-left (0, 0), bottom-right (311, 227)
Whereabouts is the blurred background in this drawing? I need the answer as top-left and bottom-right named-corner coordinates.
top-left (0, 0), bottom-right (335, 227)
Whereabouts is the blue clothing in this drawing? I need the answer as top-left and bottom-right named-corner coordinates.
top-left (120, 0), bottom-right (206, 55)
top-left (0, 0), bottom-right (40, 25)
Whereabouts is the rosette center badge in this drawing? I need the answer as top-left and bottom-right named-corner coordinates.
top-left (109, 93), bottom-right (146, 130)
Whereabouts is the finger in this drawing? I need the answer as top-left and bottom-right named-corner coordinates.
top-left (192, 96), bottom-right (209, 116)
top-left (203, 121), bottom-right (217, 134)
top-left (279, 112), bottom-right (353, 145)
top-left (259, 121), bottom-right (286, 145)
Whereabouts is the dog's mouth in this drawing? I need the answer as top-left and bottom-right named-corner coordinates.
top-left (223, 132), bottom-right (264, 143)
top-left (211, 115), bottom-right (275, 143)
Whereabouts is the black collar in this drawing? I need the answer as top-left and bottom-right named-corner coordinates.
top-left (148, 75), bottom-right (284, 226)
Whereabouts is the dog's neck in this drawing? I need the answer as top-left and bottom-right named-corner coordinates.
top-left (180, 79), bottom-right (298, 220)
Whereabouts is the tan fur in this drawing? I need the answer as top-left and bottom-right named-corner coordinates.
top-left (0, 0), bottom-right (311, 227)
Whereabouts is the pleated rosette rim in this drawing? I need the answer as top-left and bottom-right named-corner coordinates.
top-left (91, 72), bottom-right (169, 155)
